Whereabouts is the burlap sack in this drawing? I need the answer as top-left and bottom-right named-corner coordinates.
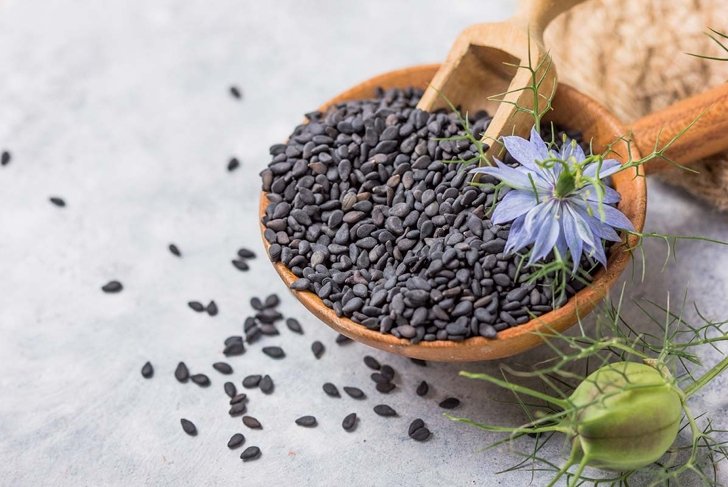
top-left (544, 0), bottom-right (728, 209)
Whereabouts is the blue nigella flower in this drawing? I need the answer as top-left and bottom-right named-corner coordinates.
top-left (471, 127), bottom-right (634, 272)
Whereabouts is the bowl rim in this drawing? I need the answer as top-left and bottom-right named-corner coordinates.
top-left (259, 63), bottom-right (647, 361)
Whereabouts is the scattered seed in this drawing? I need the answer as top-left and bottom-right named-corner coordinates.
top-left (363, 355), bottom-right (381, 370)
top-left (188, 301), bottom-right (204, 312)
top-left (286, 318), bottom-right (303, 334)
top-left (1, 150), bottom-right (10, 166)
top-left (168, 244), bottom-right (181, 257)
top-left (408, 419), bottom-right (431, 442)
top-left (238, 248), bottom-right (256, 259)
top-left (259, 375), bottom-right (274, 394)
top-left (242, 375), bottom-right (261, 388)
top-left (180, 418), bottom-right (197, 436)
top-left (322, 382), bottom-right (340, 397)
top-left (335, 334), bottom-right (352, 345)
top-left (408, 419), bottom-right (425, 436)
top-left (342, 412), bottom-right (358, 432)
top-left (223, 342), bottom-right (245, 356)
top-left (229, 86), bottom-right (242, 99)
top-left (232, 259), bottom-right (249, 271)
top-left (206, 301), bottom-right (219, 316)
top-left (373, 404), bottom-right (397, 417)
top-left (343, 386), bottom-right (365, 399)
top-left (101, 281), bottom-right (123, 293)
top-left (262, 346), bottom-right (285, 359)
top-left (190, 374), bottom-right (211, 387)
top-left (49, 196), bottom-right (66, 207)
top-left (227, 157), bottom-right (240, 172)
top-left (380, 365), bottom-right (395, 381)
top-left (264, 294), bottom-right (279, 308)
top-left (227, 433), bottom-right (245, 449)
top-left (229, 403), bottom-right (247, 417)
top-left (175, 362), bottom-right (189, 383)
top-left (224, 381), bottom-right (237, 398)
top-left (242, 416), bottom-right (262, 429)
top-left (240, 446), bottom-right (261, 462)
top-left (416, 381), bottom-right (429, 397)
top-left (141, 361), bottom-right (153, 378)
top-left (295, 415), bottom-right (317, 427)
top-left (229, 393), bottom-right (247, 405)
top-left (213, 362), bottom-right (233, 375)
top-left (439, 397), bottom-right (461, 409)
top-left (376, 382), bottom-right (396, 394)
top-left (311, 341), bottom-right (325, 359)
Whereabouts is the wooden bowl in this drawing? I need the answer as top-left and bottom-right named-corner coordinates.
top-left (259, 64), bottom-right (646, 362)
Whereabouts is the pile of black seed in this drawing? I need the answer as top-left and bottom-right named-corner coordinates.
top-left (260, 87), bottom-right (592, 342)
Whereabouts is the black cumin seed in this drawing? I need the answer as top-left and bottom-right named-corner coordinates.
top-left (229, 86), bottom-right (242, 100)
top-left (224, 335), bottom-right (243, 346)
top-left (295, 415), bottom-right (317, 427)
top-left (335, 334), bottom-right (352, 345)
top-left (370, 373), bottom-right (390, 384)
top-left (188, 301), bottom-right (204, 312)
top-left (227, 433), bottom-right (245, 449)
top-left (229, 393), bottom-right (247, 405)
top-left (285, 318), bottom-right (303, 334)
top-left (373, 404), bottom-right (397, 417)
top-left (343, 386), bottom-right (365, 399)
top-left (408, 419), bottom-right (425, 436)
top-left (206, 301), bottom-right (218, 316)
top-left (363, 355), bottom-right (381, 370)
top-left (410, 426), bottom-right (431, 442)
top-left (224, 342), bottom-right (245, 356)
top-left (232, 259), bottom-right (249, 271)
top-left (376, 382), bottom-right (396, 394)
top-left (242, 375), bottom-right (261, 388)
top-left (190, 374), bottom-right (210, 387)
top-left (439, 397), bottom-right (461, 409)
top-left (229, 403), bottom-right (247, 416)
top-left (416, 381), bottom-right (429, 397)
top-left (240, 446), bottom-right (261, 462)
top-left (262, 346), bottom-right (285, 359)
top-left (227, 157), bottom-right (240, 172)
top-left (237, 248), bottom-right (256, 259)
top-left (213, 362), bottom-right (233, 375)
top-left (175, 362), bottom-right (189, 383)
top-left (410, 358), bottom-right (427, 367)
top-left (342, 412), bottom-right (357, 432)
top-left (180, 418), bottom-right (197, 436)
top-left (101, 280), bottom-right (123, 293)
top-left (322, 382), bottom-right (340, 397)
top-left (250, 297), bottom-right (264, 310)
top-left (380, 365), bottom-right (395, 380)
top-left (259, 375), bottom-right (274, 394)
top-left (168, 243), bottom-right (181, 257)
top-left (141, 361), bottom-right (153, 378)
top-left (1, 150), bottom-right (10, 166)
top-left (264, 294), bottom-right (280, 308)
top-left (242, 416), bottom-right (262, 429)
top-left (311, 341), bottom-right (324, 359)
top-left (49, 196), bottom-right (66, 207)
top-left (224, 381), bottom-right (237, 398)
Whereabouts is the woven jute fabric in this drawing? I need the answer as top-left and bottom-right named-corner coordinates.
top-left (544, 0), bottom-right (728, 209)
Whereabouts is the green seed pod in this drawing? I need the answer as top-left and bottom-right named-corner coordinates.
top-left (567, 361), bottom-right (683, 471)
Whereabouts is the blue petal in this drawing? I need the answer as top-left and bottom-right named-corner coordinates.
top-left (529, 126), bottom-right (551, 161)
top-left (471, 160), bottom-right (550, 192)
top-left (562, 205), bottom-right (584, 272)
top-left (504, 214), bottom-right (536, 254)
top-left (575, 184), bottom-right (621, 204)
top-left (584, 202), bottom-right (634, 231)
top-left (492, 190), bottom-right (539, 224)
top-left (560, 139), bottom-right (586, 164)
top-left (583, 158), bottom-right (622, 179)
top-left (528, 202), bottom-right (560, 265)
top-left (502, 134), bottom-right (543, 170)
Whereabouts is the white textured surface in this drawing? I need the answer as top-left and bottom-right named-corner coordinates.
top-left (0, 0), bottom-right (726, 485)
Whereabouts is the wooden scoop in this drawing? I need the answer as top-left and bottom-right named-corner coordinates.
top-left (417, 0), bottom-right (586, 161)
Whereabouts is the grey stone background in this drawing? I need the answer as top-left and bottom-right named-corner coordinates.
top-left (0, 0), bottom-right (726, 485)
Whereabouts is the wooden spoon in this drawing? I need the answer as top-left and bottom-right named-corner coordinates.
top-left (417, 0), bottom-right (586, 162)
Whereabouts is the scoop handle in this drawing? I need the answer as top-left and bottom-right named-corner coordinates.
top-left (514, 0), bottom-right (587, 42)
top-left (630, 82), bottom-right (728, 174)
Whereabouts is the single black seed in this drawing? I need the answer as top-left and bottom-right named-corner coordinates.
top-left (250, 297), bottom-right (264, 310)
top-left (227, 157), bottom-right (240, 172)
top-left (232, 259), bottom-right (250, 271)
top-left (224, 381), bottom-right (237, 398)
top-left (1, 150), bottom-right (10, 166)
top-left (322, 382), bottom-right (340, 397)
top-left (410, 358), bottom-right (427, 367)
top-left (188, 301), bottom-right (204, 312)
top-left (408, 419), bottom-right (425, 436)
top-left (180, 418), bottom-right (197, 436)
top-left (206, 301), bottom-right (219, 316)
top-left (439, 397), bottom-right (461, 409)
top-left (224, 342), bottom-right (245, 356)
top-left (373, 404), bottom-right (397, 417)
top-left (335, 334), bottom-right (352, 345)
top-left (229, 393), bottom-right (247, 405)
top-left (229, 85), bottom-right (242, 99)
top-left (342, 412), bottom-right (358, 432)
top-left (262, 346), bottom-right (285, 359)
top-left (259, 375), bottom-right (274, 394)
top-left (240, 446), bottom-right (261, 462)
top-left (190, 374), bottom-right (211, 387)
top-left (343, 386), bottom-right (365, 399)
top-left (363, 355), bottom-right (381, 370)
top-left (376, 382), bottom-right (396, 394)
top-left (229, 403), bottom-right (247, 416)
top-left (101, 281), bottom-right (123, 293)
top-left (141, 361), bottom-right (153, 379)
top-left (286, 318), bottom-right (303, 334)
top-left (49, 196), bottom-right (66, 207)
top-left (238, 248), bottom-right (256, 259)
top-left (370, 373), bottom-right (389, 384)
top-left (213, 362), bottom-right (233, 375)
top-left (416, 381), bottom-right (429, 397)
top-left (242, 375), bottom-right (261, 388)
top-left (227, 433), bottom-right (245, 449)
top-left (410, 426), bottom-right (431, 442)
top-left (380, 365), bottom-right (395, 380)
top-left (311, 341), bottom-right (325, 359)
top-left (242, 416), bottom-right (262, 429)
top-left (264, 294), bottom-right (280, 308)
top-left (175, 362), bottom-right (189, 383)
top-left (168, 243), bottom-right (181, 257)
top-left (295, 416), bottom-right (317, 427)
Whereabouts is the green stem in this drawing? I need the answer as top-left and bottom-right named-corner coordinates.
top-left (684, 355), bottom-right (728, 398)
top-left (460, 371), bottom-right (569, 409)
